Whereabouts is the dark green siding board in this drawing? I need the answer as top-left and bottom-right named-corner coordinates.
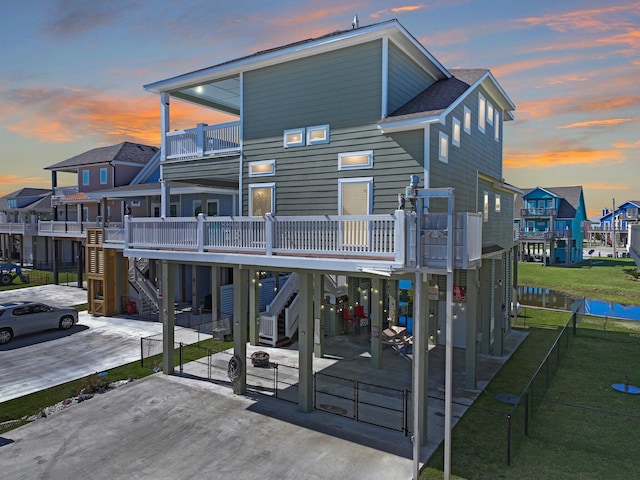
top-left (162, 156), bottom-right (240, 184)
top-left (387, 42), bottom-right (435, 113)
top-left (243, 41), bottom-right (383, 139)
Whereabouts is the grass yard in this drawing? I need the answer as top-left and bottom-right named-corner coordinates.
top-left (422, 310), bottom-right (640, 479)
top-left (518, 258), bottom-right (640, 305)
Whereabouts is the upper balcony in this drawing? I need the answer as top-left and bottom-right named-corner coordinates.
top-left (518, 229), bottom-right (572, 241)
top-left (165, 121), bottom-right (240, 161)
top-left (520, 207), bottom-right (557, 217)
top-left (109, 211), bottom-right (483, 274)
top-left (0, 222), bottom-right (38, 235)
top-left (39, 220), bottom-right (122, 239)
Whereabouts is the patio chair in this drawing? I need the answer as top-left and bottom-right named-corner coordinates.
top-left (355, 305), bottom-right (369, 331)
top-left (343, 309), bottom-right (358, 334)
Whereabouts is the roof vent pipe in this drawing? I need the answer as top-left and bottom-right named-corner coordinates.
top-left (352, 15), bottom-right (359, 29)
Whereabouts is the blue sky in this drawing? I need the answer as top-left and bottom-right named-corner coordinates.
top-left (0, 0), bottom-right (638, 216)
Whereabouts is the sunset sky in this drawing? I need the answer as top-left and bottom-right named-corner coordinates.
top-left (0, 0), bottom-right (638, 217)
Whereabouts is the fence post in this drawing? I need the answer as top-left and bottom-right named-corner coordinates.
top-left (140, 337), bottom-right (144, 367)
top-left (274, 363), bottom-right (279, 399)
top-left (354, 380), bottom-right (359, 420)
top-left (403, 389), bottom-right (409, 436)
top-left (179, 342), bottom-right (183, 374)
top-left (524, 392), bottom-right (529, 436)
top-left (208, 348), bottom-right (211, 380)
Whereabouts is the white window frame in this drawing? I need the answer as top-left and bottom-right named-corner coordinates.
top-left (100, 167), bottom-right (108, 185)
top-left (306, 124), bottom-right (330, 145)
top-left (248, 159), bottom-right (276, 177)
top-left (495, 194), bottom-right (501, 213)
top-left (452, 117), bottom-right (461, 147)
top-left (494, 111), bottom-right (501, 141)
top-left (464, 106), bottom-right (471, 134)
top-left (439, 131), bottom-right (449, 163)
top-left (82, 170), bottom-right (90, 186)
top-left (338, 150), bottom-right (373, 171)
top-left (152, 202), bottom-right (179, 217)
top-left (338, 177), bottom-right (373, 216)
top-left (483, 191), bottom-right (489, 222)
top-left (478, 93), bottom-right (486, 133)
top-left (487, 101), bottom-right (494, 125)
top-left (206, 200), bottom-right (219, 217)
top-left (283, 128), bottom-right (305, 148)
top-left (248, 183), bottom-right (275, 217)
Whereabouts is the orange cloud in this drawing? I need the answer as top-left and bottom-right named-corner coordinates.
top-left (492, 57), bottom-right (566, 78)
top-left (582, 182), bottom-right (631, 191)
top-left (392, 5), bottom-right (424, 13)
top-left (504, 148), bottom-right (626, 169)
top-left (518, 4), bottom-right (640, 32)
top-left (0, 174), bottom-right (50, 196)
top-left (0, 86), bottom-right (230, 146)
top-left (517, 93), bottom-right (640, 120)
top-left (560, 118), bottom-right (634, 129)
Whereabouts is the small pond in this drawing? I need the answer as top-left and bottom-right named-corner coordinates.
top-left (518, 286), bottom-right (640, 321)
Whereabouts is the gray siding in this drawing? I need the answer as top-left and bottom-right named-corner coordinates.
top-left (161, 156), bottom-right (240, 186)
top-left (387, 42), bottom-right (435, 113)
top-left (243, 40), bottom-right (383, 139)
top-left (477, 177), bottom-right (515, 249)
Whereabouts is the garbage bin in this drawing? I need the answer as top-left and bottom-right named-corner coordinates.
top-left (126, 301), bottom-right (137, 315)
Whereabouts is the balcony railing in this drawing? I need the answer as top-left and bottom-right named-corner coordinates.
top-left (0, 222), bottom-right (39, 235)
top-left (121, 210), bottom-right (483, 271)
top-left (165, 121), bottom-right (240, 160)
top-left (520, 208), bottom-right (557, 217)
top-left (518, 229), bottom-right (572, 241)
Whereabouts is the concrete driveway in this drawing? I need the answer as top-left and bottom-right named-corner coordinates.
top-left (0, 374), bottom-right (414, 480)
top-left (0, 285), bottom-right (206, 403)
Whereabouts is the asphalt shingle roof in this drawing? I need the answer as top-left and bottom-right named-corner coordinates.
top-left (45, 142), bottom-right (158, 172)
top-left (515, 186), bottom-right (583, 220)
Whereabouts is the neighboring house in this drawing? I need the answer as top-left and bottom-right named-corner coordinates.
top-left (591, 200), bottom-right (640, 251)
top-left (514, 186), bottom-right (587, 265)
top-left (100, 19), bottom-right (517, 443)
top-left (40, 142), bottom-right (159, 282)
top-left (0, 188), bottom-right (53, 267)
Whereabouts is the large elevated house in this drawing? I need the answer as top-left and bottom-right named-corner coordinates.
top-left (93, 19), bottom-right (517, 449)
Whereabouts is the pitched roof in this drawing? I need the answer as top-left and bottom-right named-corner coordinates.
top-left (45, 142), bottom-right (159, 172)
top-left (0, 188), bottom-right (52, 211)
top-left (3, 187), bottom-right (51, 199)
top-left (515, 186), bottom-right (584, 220)
top-left (386, 69), bottom-right (487, 120)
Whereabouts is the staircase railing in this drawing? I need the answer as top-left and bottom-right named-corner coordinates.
top-left (259, 273), bottom-right (299, 346)
top-left (128, 258), bottom-right (158, 312)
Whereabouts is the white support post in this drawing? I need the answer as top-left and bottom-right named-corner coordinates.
top-left (160, 92), bottom-right (170, 162)
top-left (197, 213), bottom-right (205, 252)
top-left (444, 192), bottom-right (455, 480)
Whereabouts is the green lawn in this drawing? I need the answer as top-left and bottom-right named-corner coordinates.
top-left (422, 310), bottom-right (640, 479)
top-left (518, 258), bottom-right (640, 305)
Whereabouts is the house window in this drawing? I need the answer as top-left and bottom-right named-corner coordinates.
top-left (82, 207), bottom-right (89, 222)
top-left (487, 101), bottom-right (494, 125)
top-left (249, 160), bottom-right (275, 177)
top-left (483, 191), bottom-right (489, 222)
top-left (249, 183), bottom-right (275, 217)
top-left (495, 194), bottom-right (501, 213)
top-left (206, 200), bottom-right (218, 216)
top-left (464, 106), bottom-right (471, 134)
top-left (339, 178), bottom-right (372, 247)
top-left (152, 203), bottom-right (178, 217)
top-left (307, 125), bottom-right (330, 145)
top-left (452, 118), bottom-right (461, 147)
top-left (439, 132), bottom-right (448, 163)
top-left (494, 111), bottom-right (500, 141)
top-left (478, 93), bottom-right (486, 133)
top-left (283, 128), bottom-right (305, 148)
top-left (338, 150), bottom-right (373, 170)
top-left (82, 170), bottom-right (90, 186)
top-left (193, 200), bottom-right (203, 216)
top-left (100, 167), bottom-right (107, 185)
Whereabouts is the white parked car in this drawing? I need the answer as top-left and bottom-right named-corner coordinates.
top-left (0, 301), bottom-right (79, 344)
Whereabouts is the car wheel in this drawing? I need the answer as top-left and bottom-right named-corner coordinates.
top-left (0, 328), bottom-right (13, 344)
top-left (59, 316), bottom-right (75, 330)
top-left (0, 274), bottom-right (12, 286)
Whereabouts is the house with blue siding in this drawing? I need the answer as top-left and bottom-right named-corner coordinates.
top-left (515, 186), bottom-right (587, 264)
top-left (91, 19), bottom-right (517, 448)
top-left (592, 200), bottom-right (640, 252)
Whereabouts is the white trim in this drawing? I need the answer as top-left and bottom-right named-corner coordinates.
top-left (206, 199), bottom-right (219, 217)
top-left (478, 93), bottom-right (486, 133)
top-left (463, 106), bottom-right (471, 134)
top-left (487, 101), bottom-right (494, 125)
top-left (423, 128), bottom-right (430, 190)
top-left (381, 37), bottom-right (388, 118)
top-left (452, 117), bottom-right (461, 147)
top-left (99, 167), bottom-right (108, 185)
top-left (495, 194), bottom-right (501, 213)
top-left (439, 131), bottom-right (449, 163)
top-left (248, 182), bottom-right (275, 217)
top-left (283, 128), bottom-right (305, 148)
top-left (248, 159), bottom-right (276, 177)
top-left (82, 170), bottom-right (90, 186)
top-left (483, 191), bottom-right (489, 222)
top-left (494, 111), bottom-right (500, 141)
top-left (338, 150), bottom-right (374, 170)
top-left (306, 125), bottom-right (330, 145)
top-left (338, 177), bottom-right (373, 215)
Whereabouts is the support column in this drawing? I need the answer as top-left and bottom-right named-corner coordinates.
top-left (249, 270), bottom-right (260, 346)
top-left (370, 277), bottom-right (383, 369)
top-left (465, 269), bottom-right (479, 389)
top-left (388, 279), bottom-right (398, 327)
top-left (53, 239), bottom-right (59, 285)
top-left (114, 250), bottom-right (125, 314)
top-left (76, 240), bottom-right (83, 289)
top-left (313, 273), bottom-right (324, 358)
top-left (160, 261), bottom-right (175, 374)
top-left (298, 272), bottom-right (314, 413)
top-left (211, 266), bottom-right (221, 322)
top-left (412, 273), bottom-right (428, 445)
top-left (191, 265), bottom-right (199, 311)
top-left (232, 267), bottom-right (248, 395)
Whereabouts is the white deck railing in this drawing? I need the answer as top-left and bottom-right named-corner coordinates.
top-left (165, 121), bottom-right (240, 160)
top-left (0, 222), bottom-right (38, 235)
top-left (421, 212), bottom-right (482, 269)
